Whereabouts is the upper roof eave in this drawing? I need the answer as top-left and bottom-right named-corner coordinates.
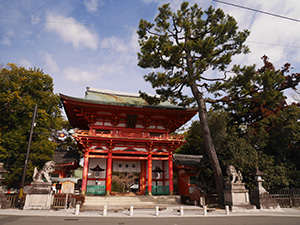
top-left (60, 93), bottom-right (198, 112)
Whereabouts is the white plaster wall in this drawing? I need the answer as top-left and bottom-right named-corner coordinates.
top-left (88, 158), bottom-right (106, 179)
top-left (113, 161), bottom-right (141, 173)
top-left (87, 180), bottom-right (105, 186)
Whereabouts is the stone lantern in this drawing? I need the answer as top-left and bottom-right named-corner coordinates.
top-left (250, 168), bottom-right (267, 194)
top-left (152, 166), bottom-right (165, 185)
top-left (249, 168), bottom-right (280, 210)
top-left (0, 163), bottom-right (8, 186)
top-left (152, 166), bottom-right (165, 194)
top-left (0, 162), bottom-right (10, 209)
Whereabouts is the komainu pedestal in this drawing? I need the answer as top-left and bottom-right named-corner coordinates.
top-left (24, 161), bottom-right (55, 210)
top-left (223, 183), bottom-right (255, 211)
top-left (223, 165), bottom-right (256, 211)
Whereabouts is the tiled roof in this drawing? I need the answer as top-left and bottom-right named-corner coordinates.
top-left (53, 150), bottom-right (79, 165)
top-left (173, 154), bottom-right (203, 167)
top-left (84, 87), bottom-right (184, 109)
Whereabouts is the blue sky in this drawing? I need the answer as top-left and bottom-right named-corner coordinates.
top-left (1, 0), bottom-right (300, 104)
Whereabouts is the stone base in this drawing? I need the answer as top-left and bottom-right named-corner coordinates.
top-left (224, 183), bottom-right (250, 206)
top-left (0, 193), bottom-right (11, 209)
top-left (223, 182), bottom-right (257, 211)
top-left (231, 204), bottom-right (257, 212)
top-left (28, 182), bottom-right (52, 194)
top-left (225, 182), bottom-right (246, 190)
top-left (24, 194), bottom-right (53, 210)
top-left (250, 190), bottom-right (280, 210)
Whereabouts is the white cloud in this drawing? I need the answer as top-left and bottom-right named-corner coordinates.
top-left (100, 36), bottom-right (128, 53)
top-left (99, 31), bottom-right (139, 56)
top-left (40, 51), bottom-right (59, 73)
top-left (1, 29), bottom-right (14, 46)
top-left (63, 67), bottom-right (98, 82)
top-left (45, 12), bottom-right (99, 50)
top-left (99, 32), bottom-right (139, 66)
top-left (84, 0), bottom-right (104, 13)
top-left (141, 0), bottom-right (160, 4)
top-left (19, 59), bottom-right (32, 68)
top-left (31, 14), bottom-right (40, 25)
top-left (217, 0), bottom-right (300, 69)
top-left (130, 31), bottom-right (140, 53)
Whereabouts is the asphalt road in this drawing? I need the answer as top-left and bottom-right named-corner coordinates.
top-left (0, 215), bottom-right (299, 225)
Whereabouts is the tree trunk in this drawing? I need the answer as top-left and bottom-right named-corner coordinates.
top-left (189, 82), bottom-right (224, 206)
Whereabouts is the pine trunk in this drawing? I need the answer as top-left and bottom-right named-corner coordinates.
top-left (189, 82), bottom-right (224, 206)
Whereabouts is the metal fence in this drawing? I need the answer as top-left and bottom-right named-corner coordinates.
top-left (269, 189), bottom-right (300, 207)
top-left (152, 186), bottom-right (170, 195)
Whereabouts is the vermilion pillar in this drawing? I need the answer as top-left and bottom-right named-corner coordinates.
top-left (81, 152), bottom-right (89, 195)
top-left (168, 153), bottom-right (174, 195)
top-left (105, 150), bottom-right (112, 195)
top-left (147, 153), bottom-right (152, 195)
top-left (140, 161), bottom-right (146, 195)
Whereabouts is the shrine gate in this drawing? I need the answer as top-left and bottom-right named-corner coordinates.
top-left (61, 87), bottom-right (197, 195)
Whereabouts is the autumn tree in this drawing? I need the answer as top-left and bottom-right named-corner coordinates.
top-left (211, 56), bottom-right (300, 176)
top-left (0, 63), bottom-right (64, 188)
top-left (212, 55), bottom-right (300, 125)
top-left (137, 2), bottom-right (249, 204)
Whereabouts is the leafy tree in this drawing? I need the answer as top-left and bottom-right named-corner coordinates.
top-left (211, 55), bottom-right (300, 125)
top-left (0, 63), bottom-right (63, 188)
top-left (137, 2), bottom-right (249, 204)
top-left (179, 110), bottom-right (294, 193)
top-left (210, 56), bottom-right (300, 187)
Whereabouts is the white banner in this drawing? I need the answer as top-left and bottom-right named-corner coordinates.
top-left (113, 161), bottom-right (140, 173)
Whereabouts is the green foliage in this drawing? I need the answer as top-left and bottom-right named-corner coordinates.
top-left (179, 110), bottom-right (297, 192)
top-left (211, 56), bottom-right (300, 124)
top-left (179, 57), bottom-right (300, 191)
top-left (137, 1), bottom-right (300, 194)
top-left (138, 1), bottom-right (250, 204)
top-left (137, 1), bottom-right (249, 106)
top-left (0, 63), bottom-right (63, 188)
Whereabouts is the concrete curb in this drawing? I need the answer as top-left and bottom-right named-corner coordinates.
top-left (0, 207), bottom-right (299, 218)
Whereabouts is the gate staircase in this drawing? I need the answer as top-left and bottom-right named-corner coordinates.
top-left (82, 195), bottom-right (181, 211)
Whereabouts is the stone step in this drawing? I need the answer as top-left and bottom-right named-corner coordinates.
top-left (84, 196), bottom-right (179, 202)
top-left (82, 195), bottom-right (181, 210)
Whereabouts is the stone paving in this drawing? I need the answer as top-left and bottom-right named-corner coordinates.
top-left (0, 206), bottom-right (299, 218)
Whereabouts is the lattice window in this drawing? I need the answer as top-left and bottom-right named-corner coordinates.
top-left (127, 115), bottom-right (137, 129)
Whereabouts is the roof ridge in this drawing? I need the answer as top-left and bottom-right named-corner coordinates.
top-left (86, 87), bottom-right (157, 98)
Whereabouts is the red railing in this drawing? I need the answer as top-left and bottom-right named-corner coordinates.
top-left (75, 130), bottom-right (184, 141)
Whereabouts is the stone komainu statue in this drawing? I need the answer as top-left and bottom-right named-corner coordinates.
top-left (32, 161), bottom-right (56, 183)
top-left (226, 165), bottom-right (243, 183)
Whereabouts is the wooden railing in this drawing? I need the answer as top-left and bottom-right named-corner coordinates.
top-left (52, 194), bottom-right (84, 209)
top-left (3, 194), bottom-right (26, 208)
top-left (2, 193), bottom-right (83, 209)
top-left (269, 189), bottom-right (300, 207)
